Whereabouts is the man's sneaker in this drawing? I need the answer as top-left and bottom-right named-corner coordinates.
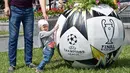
top-left (26, 63), bottom-right (36, 68)
top-left (8, 66), bottom-right (15, 73)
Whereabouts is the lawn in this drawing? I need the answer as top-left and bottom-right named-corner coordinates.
top-left (0, 31), bottom-right (23, 35)
top-left (0, 45), bottom-right (130, 73)
top-left (0, 31), bottom-right (8, 35)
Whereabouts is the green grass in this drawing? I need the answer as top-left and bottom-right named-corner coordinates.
top-left (0, 31), bottom-right (8, 35)
top-left (0, 45), bottom-right (130, 73)
top-left (0, 31), bottom-right (23, 35)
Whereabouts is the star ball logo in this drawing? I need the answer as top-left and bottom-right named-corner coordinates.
top-left (67, 34), bottom-right (77, 45)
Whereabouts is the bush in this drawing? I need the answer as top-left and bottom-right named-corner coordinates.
top-left (34, 8), bottom-right (64, 19)
top-left (0, 16), bottom-right (8, 22)
top-left (65, 0), bottom-right (118, 10)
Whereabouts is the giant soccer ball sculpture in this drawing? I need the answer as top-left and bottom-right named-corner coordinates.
top-left (55, 4), bottom-right (125, 68)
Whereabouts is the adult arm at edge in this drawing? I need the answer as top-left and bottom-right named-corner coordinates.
top-left (39, 0), bottom-right (48, 20)
top-left (4, 0), bottom-right (10, 16)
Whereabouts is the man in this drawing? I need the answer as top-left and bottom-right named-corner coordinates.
top-left (4, 0), bottom-right (48, 72)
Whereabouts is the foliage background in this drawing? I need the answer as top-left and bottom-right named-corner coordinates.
top-left (65, 0), bottom-right (118, 10)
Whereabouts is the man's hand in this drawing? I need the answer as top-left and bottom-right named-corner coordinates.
top-left (58, 2), bottom-right (64, 9)
top-left (4, 7), bottom-right (10, 16)
top-left (43, 12), bottom-right (48, 20)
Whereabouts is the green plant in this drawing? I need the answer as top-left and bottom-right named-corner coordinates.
top-left (34, 8), bottom-right (64, 19)
top-left (0, 31), bottom-right (23, 35)
top-left (99, 0), bottom-right (118, 9)
top-left (64, 0), bottom-right (118, 10)
top-left (0, 16), bottom-right (8, 22)
top-left (0, 31), bottom-right (9, 35)
top-left (64, 0), bottom-right (75, 10)
top-left (34, 11), bottom-right (43, 19)
top-left (47, 8), bottom-right (64, 16)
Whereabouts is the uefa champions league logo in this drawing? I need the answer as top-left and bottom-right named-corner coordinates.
top-left (65, 34), bottom-right (85, 56)
top-left (102, 19), bottom-right (115, 44)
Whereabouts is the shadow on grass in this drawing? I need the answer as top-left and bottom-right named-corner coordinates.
top-left (44, 59), bottom-right (68, 70)
top-left (14, 58), bottom-right (130, 72)
top-left (111, 58), bottom-right (130, 68)
top-left (15, 65), bottom-right (26, 70)
top-left (44, 63), bottom-right (67, 70)
top-left (47, 57), bottom-right (130, 70)
top-left (33, 58), bottom-right (68, 70)
top-left (93, 58), bottom-right (130, 70)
